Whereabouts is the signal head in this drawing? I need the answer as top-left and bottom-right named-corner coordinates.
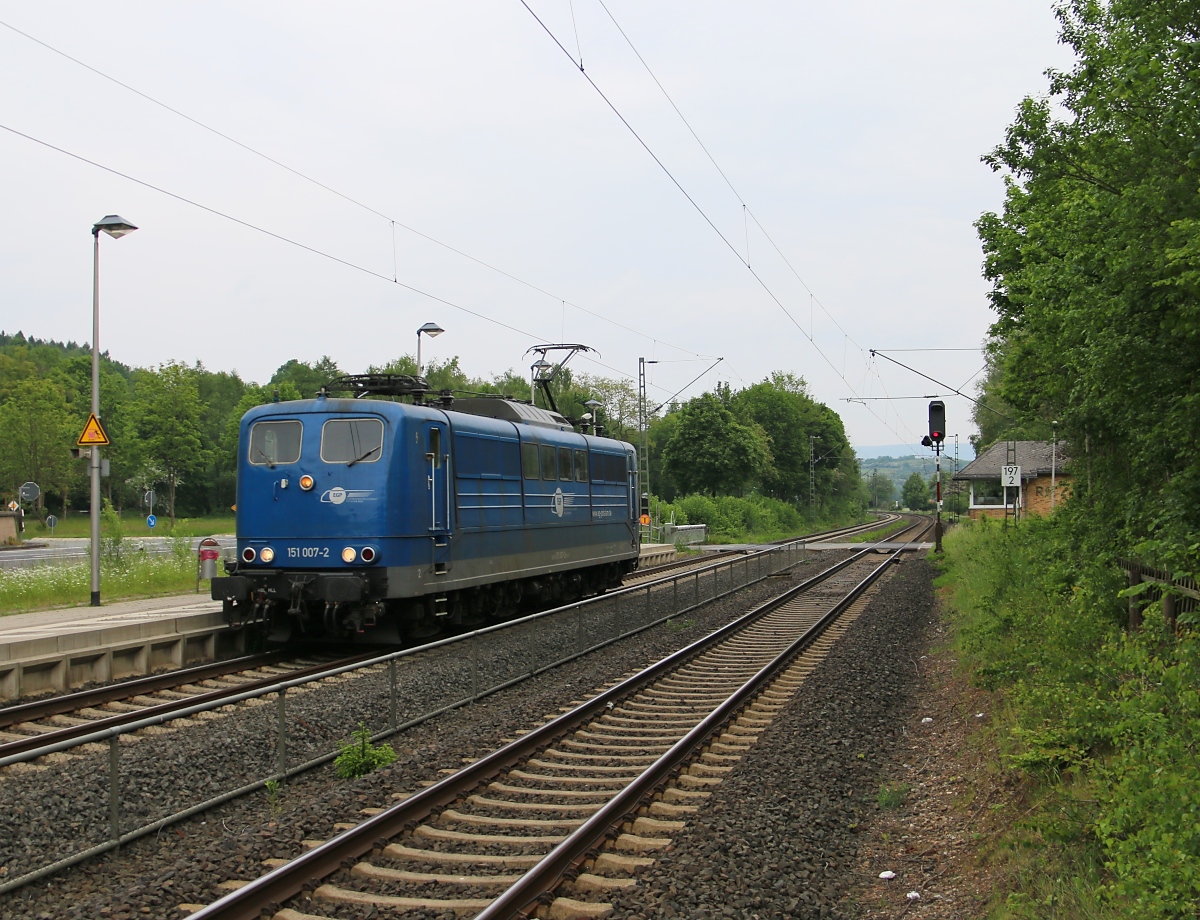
top-left (928, 400), bottom-right (946, 444)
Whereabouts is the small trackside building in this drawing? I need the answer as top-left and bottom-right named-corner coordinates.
top-left (953, 440), bottom-right (1070, 521)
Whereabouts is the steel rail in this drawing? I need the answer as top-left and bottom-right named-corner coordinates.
top-left (477, 524), bottom-right (932, 919)
top-left (0, 650), bottom-right (293, 729)
top-left (185, 521), bottom-right (927, 920)
top-left (0, 650), bottom-right (382, 760)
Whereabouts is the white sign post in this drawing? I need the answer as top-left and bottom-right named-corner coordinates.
top-left (1001, 465), bottom-right (1021, 521)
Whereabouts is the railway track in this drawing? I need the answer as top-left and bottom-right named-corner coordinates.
top-left (0, 652), bottom-right (377, 762)
top-left (624, 513), bottom-right (901, 587)
top-left (186, 519), bottom-right (930, 920)
top-left (0, 516), bottom-right (898, 763)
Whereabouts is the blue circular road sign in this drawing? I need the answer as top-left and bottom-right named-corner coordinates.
top-left (146, 514), bottom-right (157, 528)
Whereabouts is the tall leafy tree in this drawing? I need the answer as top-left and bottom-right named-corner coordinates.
top-left (133, 363), bottom-right (208, 523)
top-left (901, 471), bottom-right (931, 512)
top-left (661, 393), bottom-right (773, 496)
top-left (0, 377), bottom-right (76, 514)
top-left (976, 0), bottom-right (1200, 572)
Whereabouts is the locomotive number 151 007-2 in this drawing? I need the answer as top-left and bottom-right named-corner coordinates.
top-left (286, 546), bottom-right (331, 559)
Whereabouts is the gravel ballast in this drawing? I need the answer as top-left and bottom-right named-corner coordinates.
top-left (607, 556), bottom-right (939, 920)
top-left (0, 549), bottom-right (849, 920)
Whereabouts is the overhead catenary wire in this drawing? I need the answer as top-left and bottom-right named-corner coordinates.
top-left (0, 119), bottom-right (690, 397)
top-left (0, 17), bottom-right (715, 365)
top-left (521, 0), bottom-right (921, 450)
top-left (594, 0), bottom-right (877, 365)
top-left (869, 350), bottom-right (1012, 420)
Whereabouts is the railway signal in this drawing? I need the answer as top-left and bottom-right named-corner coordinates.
top-left (927, 400), bottom-right (946, 553)
top-left (928, 400), bottom-right (946, 444)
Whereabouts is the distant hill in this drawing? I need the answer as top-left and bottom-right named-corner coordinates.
top-left (857, 453), bottom-right (970, 499)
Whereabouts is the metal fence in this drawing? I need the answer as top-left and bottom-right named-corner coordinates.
top-left (0, 540), bottom-right (807, 895)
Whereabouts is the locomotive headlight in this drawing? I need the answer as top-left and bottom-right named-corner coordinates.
top-left (299, 474), bottom-right (314, 491)
top-left (341, 546), bottom-right (357, 563)
top-left (259, 547), bottom-right (275, 564)
top-left (360, 546), bottom-right (377, 563)
top-left (241, 547), bottom-right (257, 563)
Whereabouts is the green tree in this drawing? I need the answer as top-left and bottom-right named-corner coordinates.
top-left (269, 356), bottom-right (342, 398)
top-left (866, 469), bottom-right (895, 508)
top-left (133, 363), bottom-right (209, 524)
top-left (661, 393), bottom-right (773, 496)
top-left (0, 377), bottom-right (77, 515)
top-left (732, 372), bottom-right (855, 505)
top-left (976, 0), bottom-right (1200, 574)
top-left (901, 471), bottom-right (930, 511)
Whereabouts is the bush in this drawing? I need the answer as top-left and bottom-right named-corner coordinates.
top-left (656, 493), bottom-right (824, 543)
top-left (939, 516), bottom-right (1200, 917)
top-left (334, 722), bottom-right (397, 779)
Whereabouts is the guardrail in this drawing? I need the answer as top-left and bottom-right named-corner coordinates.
top-left (0, 539), bottom-right (811, 896)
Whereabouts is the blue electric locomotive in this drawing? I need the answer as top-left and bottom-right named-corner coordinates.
top-left (211, 379), bottom-right (641, 642)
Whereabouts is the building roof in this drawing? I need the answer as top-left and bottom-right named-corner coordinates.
top-left (953, 440), bottom-right (1069, 481)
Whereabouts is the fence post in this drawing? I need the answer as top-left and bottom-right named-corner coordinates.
top-left (1128, 569), bottom-right (1143, 631)
top-left (276, 688), bottom-right (287, 778)
top-left (109, 735), bottom-right (120, 844)
top-left (389, 658), bottom-right (398, 728)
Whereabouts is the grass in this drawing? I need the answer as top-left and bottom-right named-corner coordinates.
top-left (846, 517), bottom-right (914, 543)
top-left (20, 513), bottom-right (235, 539)
top-left (877, 782), bottom-right (910, 809)
top-left (0, 540), bottom-right (203, 615)
top-left (936, 516), bottom-right (1200, 919)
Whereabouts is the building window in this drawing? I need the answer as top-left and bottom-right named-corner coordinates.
top-left (971, 479), bottom-right (1005, 506)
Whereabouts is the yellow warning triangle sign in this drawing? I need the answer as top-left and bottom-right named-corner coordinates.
top-left (77, 413), bottom-right (111, 447)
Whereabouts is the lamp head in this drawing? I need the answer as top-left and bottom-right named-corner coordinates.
top-left (93, 215), bottom-right (137, 239)
top-left (417, 322), bottom-right (444, 338)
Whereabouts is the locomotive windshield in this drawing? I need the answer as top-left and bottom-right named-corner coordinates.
top-left (248, 420), bottom-right (302, 466)
top-left (321, 418), bottom-right (385, 464)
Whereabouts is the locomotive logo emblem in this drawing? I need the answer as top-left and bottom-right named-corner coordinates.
top-left (553, 488), bottom-right (565, 518)
top-left (320, 487), bottom-right (374, 505)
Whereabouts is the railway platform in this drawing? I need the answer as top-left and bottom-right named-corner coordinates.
top-left (0, 593), bottom-right (237, 702)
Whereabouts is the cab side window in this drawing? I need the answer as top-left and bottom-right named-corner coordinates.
top-left (540, 445), bottom-right (557, 480)
top-left (521, 442), bottom-right (540, 480)
top-left (248, 420), bottom-right (302, 466)
top-left (558, 447), bottom-right (573, 481)
top-left (573, 449), bottom-right (588, 482)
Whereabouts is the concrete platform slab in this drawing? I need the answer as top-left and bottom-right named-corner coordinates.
top-left (0, 595), bottom-right (240, 702)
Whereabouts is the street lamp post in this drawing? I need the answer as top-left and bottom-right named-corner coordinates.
top-left (416, 322), bottom-right (443, 377)
top-left (1051, 420), bottom-right (1058, 511)
top-left (90, 215), bottom-right (137, 607)
top-left (530, 359), bottom-right (552, 404)
top-left (584, 399), bottom-right (602, 436)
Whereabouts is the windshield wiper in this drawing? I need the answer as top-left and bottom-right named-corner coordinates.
top-left (347, 444), bottom-right (380, 467)
top-left (255, 447), bottom-right (276, 469)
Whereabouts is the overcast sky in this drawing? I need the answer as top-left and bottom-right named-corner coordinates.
top-left (0, 1), bottom-right (1072, 453)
